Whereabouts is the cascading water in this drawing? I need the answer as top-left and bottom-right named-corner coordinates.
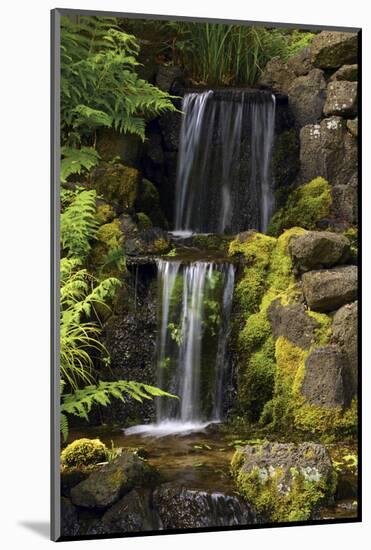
top-left (174, 90), bottom-right (276, 234)
top-left (126, 259), bottom-right (234, 436)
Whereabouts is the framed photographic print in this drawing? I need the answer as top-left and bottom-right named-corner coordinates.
top-left (51, 8), bottom-right (361, 541)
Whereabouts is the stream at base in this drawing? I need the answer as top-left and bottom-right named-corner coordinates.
top-left (68, 426), bottom-right (358, 521)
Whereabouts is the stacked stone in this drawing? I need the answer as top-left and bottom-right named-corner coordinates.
top-left (259, 31), bottom-right (358, 228)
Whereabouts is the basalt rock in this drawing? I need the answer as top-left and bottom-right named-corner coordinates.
top-left (99, 489), bottom-right (158, 533)
top-left (299, 117), bottom-right (357, 186)
top-left (286, 47), bottom-right (313, 76)
top-left (330, 64), bottom-right (358, 82)
top-left (332, 301), bottom-right (358, 396)
top-left (331, 174), bottom-right (358, 225)
top-left (301, 345), bottom-right (353, 408)
top-left (323, 81), bottom-right (358, 118)
top-left (267, 300), bottom-right (319, 349)
top-left (70, 452), bottom-right (156, 509)
top-left (153, 482), bottom-right (256, 529)
top-left (288, 68), bottom-right (326, 126)
top-left (311, 31), bottom-right (358, 69)
top-left (258, 57), bottom-right (296, 94)
top-left (302, 265), bottom-right (357, 312)
top-left (61, 497), bottom-right (80, 537)
top-left (289, 231), bottom-right (350, 272)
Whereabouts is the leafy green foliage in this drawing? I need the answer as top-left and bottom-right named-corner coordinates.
top-left (61, 15), bottom-right (176, 149)
top-left (168, 23), bottom-right (314, 86)
top-left (60, 188), bottom-right (99, 260)
top-left (60, 146), bottom-right (100, 182)
top-left (60, 257), bottom-right (121, 390)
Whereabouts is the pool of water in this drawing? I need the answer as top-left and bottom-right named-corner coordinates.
top-left (68, 425), bottom-right (358, 520)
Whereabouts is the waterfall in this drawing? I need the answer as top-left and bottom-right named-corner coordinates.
top-left (174, 90), bottom-right (276, 234)
top-left (126, 259), bottom-right (234, 436)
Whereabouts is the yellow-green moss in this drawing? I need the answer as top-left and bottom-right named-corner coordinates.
top-left (96, 203), bottom-right (115, 225)
top-left (61, 438), bottom-right (108, 468)
top-left (268, 177), bottom-right (332, 237)
top-left (153, 238), bottom-right (171, 254)
top-left (137, 212), bottom-right (152, 230)
top-left (91, 164), bottom-right (139, 210)
top-left (89, 218), bottom-right (125, 276)
top-left (344, 226), bottom-right (358, 262)
top-left (231, 450), bottom-right (337, 522)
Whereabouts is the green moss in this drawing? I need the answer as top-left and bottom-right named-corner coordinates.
top-left (190, 234), bottom-right (232, 252)
top-left (153, 238), bottom-right (171, 254)
top-left (344, 226), bottom-right (358, 262)
top-left (136, 212), bottom-right (152, 230)
top-left (91, 163), bottom-right (139, 210)
top-left (307, 310), bottom-right (332, 346)
top-left (89, 218), bottom-right (125, 277)
top-left (96, 203), bottom-right (115, 225)
top-left (231, 453), bottom-right (336, 522)
top-left (61, 438), bottom-right (108, 468)
top-left (268, 177), bottom-right (332, 237)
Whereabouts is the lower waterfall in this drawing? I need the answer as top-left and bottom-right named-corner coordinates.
top-left (126, 259), bottom-right (235, 436)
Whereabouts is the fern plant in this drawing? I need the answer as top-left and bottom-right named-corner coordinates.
top-left (60, 14), bottom-right (177, 174)
top-left (60, 188), bottom-right (99, 261)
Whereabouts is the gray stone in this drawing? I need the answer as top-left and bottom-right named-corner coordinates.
top-left (289, 231), bottom-right (350, 272)
top-left (299, 117), bottom-right (357, 186)
top-left (70, 452), bottom-right (156, 509)
top-left (288, 69), bottom-right (326, 126)
top-left (311, 31), bottom-right (358, 69)
top-left (267, 299), bottom-right (319, 349)
top-left (286, 47), bottom-right (313, 76)
top-left (331, 175), bottom-right (358, 225)
top-left (258, 57), bottom-right (296, 94)
top-left (323, 81), bottom-right (358, 118)
top-left (302, 345), bottom-right (352, 407)
top-left (156, 65), bottom-right (184, 92)
top-left (61, 497), bottom-right (79, 537)
top-left (332, 302), bottom-right (358, 397)
top-left (347, 118), bottom-right (358, 137)
top-left (158, 110), bottom-right (182, 151)
top-left (302, 266), bottom-right (357, 312)
top-left (330, 64), bottom-right (358, 82)
top-left (153, 482), bottom-right (256, 529)
top-left (100, 489), bottom-right (158, 533)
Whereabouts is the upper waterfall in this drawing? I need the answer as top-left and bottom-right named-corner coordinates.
top-left (174, 89), bottom-right (276, 234)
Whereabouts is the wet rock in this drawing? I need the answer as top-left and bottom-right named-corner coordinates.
top-left (331, 175), bottom-right (358, 225)
top-left (153, 482), bottom-right (256, 529)
top-left (70, 452), bottom-right (156, 509)
top-left (302, 345), bottom-right (352, 407)
top-left (267, 300), bottom-right (319, 349)
top-left (272, 128), bottom-right (300, 188)
top-left (332, 301), bottom-right (358, 395)
top-left (100, 489), bottom-right (158, 533)
top-left (258, 57), bottom-right (296, 94)
top-left (231, 441), bottom-right (336, 522)
top-left (286, 47), bottom-right (313, 76)
top-left (323, 81), bottom-right (358, 118)
top-left (288, 69), bottom-right (326, 126)
top-left (144, 133), bottom-right (164, 165)
top-left (302, 266), bottom-right (357, 312)
top-left (299, 117), bottom-right (357, 186)
top-left (61, 496), bottom-right (80, 537)
top-left (289, 231), bottom-right (350, 272)
top-left (311, 31), bottom-right (358, 69)
top-left (96, 129), bottom-right (142, 167)
top-left (158, 110), bottom-right (182, 151)
top-left (156, 65), bottom-right (184, 93)
top-left (330, 64), bottom-right (358, 82)
top-left (347, 117), bottom-right (358, 137)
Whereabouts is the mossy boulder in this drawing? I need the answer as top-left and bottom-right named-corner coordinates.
top-left (70, 451), bottom-right (157, 509)
top-left (311, 31), bottom-right (358, 69)
top-left (90, 163), bottom-right (139, 213)
top-left (61, 438), bottom-right (108, 468)
top-left (231, 441), bottom-right (337, 522)
top-left (267, 300), bottom-right (320, 349)
top-left (268, 177), bottom-right (331, 236)
top-left (95, 202), bottom-right (115, 225)
top-left (96, 128), bottom-right (142, 167)
top-left (136, 212), bottom-right (153, 231)
top-left (89, 218), bottom-right (125, 277)
top-left (289, 230), bottom-right (350, 273)
top-left (135, 178), bottom-right (167, 227)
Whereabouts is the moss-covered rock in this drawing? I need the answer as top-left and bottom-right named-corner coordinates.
top-left (89, 218), bottom-right (125, 277)
top-left (135, 178), bottom-right (167, 227)
top-left (61, 438), bottom-right (108, 468)
top-left (231, 441), bottom-right (337, 522)
top-left (90, 163), bottom-right (139, 213)
top-left (96, 202), bottom-right (116, 225)
top-left (268, 177), bottom-right (332, 236)
top-left (136, 212), bottom-right (152, 231)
